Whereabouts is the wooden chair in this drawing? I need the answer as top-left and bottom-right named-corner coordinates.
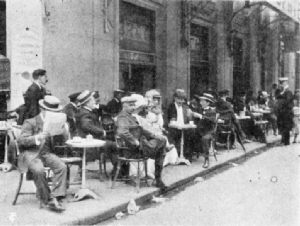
top-left (12, 127), bottom-right (82, 206)
top-left (216, 114), bottom-right (235, 151)
top-left (111, 136), bottom-right (149, 193)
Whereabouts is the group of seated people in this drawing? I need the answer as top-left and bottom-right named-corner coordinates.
top-left (12, 86), bottom-right (278, 212)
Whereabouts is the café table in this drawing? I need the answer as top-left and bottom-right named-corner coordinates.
top-left (168, 122), bottom-right (197, 166)
top-left (66, 138), bottom-right (106, 201)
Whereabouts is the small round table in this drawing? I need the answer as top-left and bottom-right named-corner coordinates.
top-left (168, 123), bottom-right (197, 165)
top-left (66, 138), bottom-right (106, 201)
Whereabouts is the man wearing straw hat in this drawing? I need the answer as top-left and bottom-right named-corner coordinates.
top-left (18, 95), bottom-right (68, 212)
top-left (195, 93), bottom-right (217, 168)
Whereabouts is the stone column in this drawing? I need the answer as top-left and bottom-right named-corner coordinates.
top-left (249, 6), bottom-right (261, 95)
top-left (215, 1), bottom-right (233, 95)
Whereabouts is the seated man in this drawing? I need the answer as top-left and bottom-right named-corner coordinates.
top-left (18, 95), bottom-right (68, 212)
top-left (75, 90), bottom-right (117, 171)
top-left (216, 90), bottom-right (247, 145)
top-left (116, 95), bottom-right (167, 190)
top-left (167, 89), bottom-right (194, 160)
top-left (63, 91), bottom-right (81, 138)
top-left (195, 93), bottom-right (217, 168)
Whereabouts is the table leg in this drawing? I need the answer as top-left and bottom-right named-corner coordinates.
top-left (81, 148), bottom-right (86, 189)
top-left (176, 130), bottom-right (191, 166)
top-left (73, 147), bottom-right (99, 202)
top-left (0, 131), bottom-right (13, 172)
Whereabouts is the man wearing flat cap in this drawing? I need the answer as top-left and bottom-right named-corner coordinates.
top-left (63, 92), bottom-right (81, 138)
top-left (106, 89), bottom-right (125, 117)
top-left (18, 95), bottom-right (68, 212)
top-left (116, 95), bottom-right (167, 190)
top-left (276, 77), bottom-right (294, 145)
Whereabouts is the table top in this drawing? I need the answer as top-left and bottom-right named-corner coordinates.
top-left (66, 138), bottom-right (106, 148)
top-left (168, 123), bottom-right (197, 130)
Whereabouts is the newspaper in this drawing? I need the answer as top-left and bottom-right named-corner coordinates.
top-left (43, 111), bottom-right (67, 136)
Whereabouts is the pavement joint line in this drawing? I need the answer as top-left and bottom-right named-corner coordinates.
top-left (65, 139), bottom-right (280, 225)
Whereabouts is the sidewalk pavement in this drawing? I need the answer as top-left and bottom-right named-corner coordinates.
top-left (0, 135), bottom-right (281, 225)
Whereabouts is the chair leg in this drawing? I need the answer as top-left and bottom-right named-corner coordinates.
top-left (226, 134), bottom-right (230, 151)
top-left (99, 153), bottom-right (104, 181)
top-left (144, 160), bottom-right (149, 186)
top-left (111, 160), bottom-right (121, 189)
top-left (12, 173), bottom-right (24, 205)
top-left (212, 140), bottom-right (217, 162)
top-left (66, 165), bottom-right (70, 189)
top-left (136, 161), bottom-right (140, 193)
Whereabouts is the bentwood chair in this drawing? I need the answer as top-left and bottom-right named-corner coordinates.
top-left (111, 136), bottom-right (149, 193)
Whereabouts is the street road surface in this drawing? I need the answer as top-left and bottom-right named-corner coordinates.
top-left (104, 144), bottom-right (300, 226)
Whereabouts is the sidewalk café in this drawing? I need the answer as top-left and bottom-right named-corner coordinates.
top-left (0, 82), bottom-right (284, 214)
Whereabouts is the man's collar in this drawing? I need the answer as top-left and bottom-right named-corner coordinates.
top-left (114, 97), bottom-right (120, 103)
top-left (175, 102), bottom-right (182, 108)
top-left (203, 106), bottom-right (210, 110)
top-left (34, 81), bottom-right (41, 89)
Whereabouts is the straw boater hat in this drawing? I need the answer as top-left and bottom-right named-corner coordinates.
top-left (76, 90), bottom-right (94, 106)
top-left (278, 77), bottom-right (288, 82)
top-left (199, 93), bottom-right (215, 103)
top-left (39, 95), bottom-right (63, 112)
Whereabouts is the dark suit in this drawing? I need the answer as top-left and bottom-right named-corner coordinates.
top-left (195, 107), bottom-right (216, 158)
top-left (106, 98), bottom-right (122, 117)
top-left (116, 110), bottom-right (166, 179)
top-left (24, 82), bottom-right (47, 120)
top-left (76, 107), bottom-right (117, 164)
top-left (63, 102), bottom-right (78, 138)
top-left (276, 88), bottom-right (294, 145)
top-left (17, 114), bottom-right (68, 203)
top-left (167, 102), bottom-right (193, 159)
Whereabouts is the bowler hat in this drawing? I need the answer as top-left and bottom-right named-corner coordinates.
top-left (39, 95), bottom-right (63, 112)
top-left (77, 90), bottom-right (94, 106)
top-left (68, 92), bottom-right (81, 102)
top-left (218, 89), bottom-right (229, 97)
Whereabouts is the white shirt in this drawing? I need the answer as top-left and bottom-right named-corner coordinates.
top-left (175, 102), bottom-right (184, 125)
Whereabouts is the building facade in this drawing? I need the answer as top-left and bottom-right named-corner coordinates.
top-left (3, 0), bottom-right (300, 109)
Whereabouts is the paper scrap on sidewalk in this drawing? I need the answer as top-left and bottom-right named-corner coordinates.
top-left (230, 162), bottom-right (239, 167)
top-left (152, 196), bottom-right (168, 203)
top-left (194, 177), bottom-right (204, 182)
top-left (115, 212), bottom-right (125, 220)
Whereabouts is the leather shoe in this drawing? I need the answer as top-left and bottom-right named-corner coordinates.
top-left (202, 159), bottom-right (209, 168)
top-left (47, 198), bottom-right (66, 212)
